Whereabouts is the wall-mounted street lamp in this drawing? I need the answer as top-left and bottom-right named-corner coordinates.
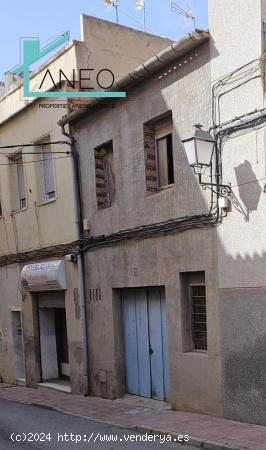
top-left (182, 125), bottom-right (231, 197)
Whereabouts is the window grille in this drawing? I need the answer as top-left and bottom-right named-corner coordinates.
top-left (190, 285), bottom-right (207, 351)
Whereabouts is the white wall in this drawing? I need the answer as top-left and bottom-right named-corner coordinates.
top-left (209, 0), bottom-right (266, 289)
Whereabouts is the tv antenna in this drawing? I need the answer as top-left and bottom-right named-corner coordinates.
top-left (170, 1), bottom-right (196, 29)
top-left (135, 0), bottom-right (146, 32)
top-left (103, 0), bottom-right (119, 24)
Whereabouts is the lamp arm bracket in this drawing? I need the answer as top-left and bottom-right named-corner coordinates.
top-left (198, 174), bottom-right (231, 197)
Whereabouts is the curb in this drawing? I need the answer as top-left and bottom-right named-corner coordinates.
top-left (135, 426), bottom-right (252, 450)
top-left (0, 393), bottom-right (253, 450)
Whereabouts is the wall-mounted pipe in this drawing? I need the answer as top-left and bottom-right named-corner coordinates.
top-left (61, 123), bottom-right (90, 396)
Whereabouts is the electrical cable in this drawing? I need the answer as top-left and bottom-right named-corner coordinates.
top-left (0, 212), bottom-right (218, 267)
top-left (212, 57), bottom-right (262, 126)
top-left (0, 151), bottom-right (70, 155)
top-left (231, 177), bottom-right (266, 189)
top-left (3, 58), bottom-right (265, 266)
top-left (0, 155), bottom-right (71, 165)
top-left (0, 140), bottom-right (70, 149)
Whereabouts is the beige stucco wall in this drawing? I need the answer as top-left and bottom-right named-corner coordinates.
top-left (0, 42), bottom-right (84, 388)
top-left (0, 264), bottom-right (21, 383)
top-left (0, 41), bottom-right (88, 255)
top-left (0, 101), bottom-right (76, 255)
top-left (0, 43), bottom-right (80, 124)
top-left (0, 258), bottom-right (85, 394)
top-left (80, 15), bottom-right (172, 84)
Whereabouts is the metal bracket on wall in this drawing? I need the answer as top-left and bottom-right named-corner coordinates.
top-left (198, 173), bottom-right (231, 197)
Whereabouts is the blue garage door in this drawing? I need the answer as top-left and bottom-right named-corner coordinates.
top-left (122, 288), bottom-right (169, 401)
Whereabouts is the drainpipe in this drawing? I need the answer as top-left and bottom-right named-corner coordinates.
top-left (61, 124), bottom-right (89, 396)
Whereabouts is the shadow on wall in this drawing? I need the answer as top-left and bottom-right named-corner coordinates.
top-left (219, 246), bottom-right (266, 426)
top-left (233, 160), bottom-right (262, 221)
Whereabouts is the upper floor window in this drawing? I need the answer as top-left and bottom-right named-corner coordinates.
top-left (16, 154), bottom-right (26, 209)
top-left (94, 141), bottom-right (115, 209)
top-left (9, 152), bottom-right (26, 211)
top-left (40, 141), bottom-right (55, 201)
top-left (144, 113), bottom-right (174, 195)
top-left (34, 137), bottom-right (55, 203)
top-left (156, 133), bottom-right (174, 188)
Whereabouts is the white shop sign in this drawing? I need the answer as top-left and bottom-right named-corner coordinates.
top-left (20, 260), bottom-right (66, 291)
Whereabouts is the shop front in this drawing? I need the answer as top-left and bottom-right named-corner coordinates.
top-left (19, 259), bottom-right (84, 394)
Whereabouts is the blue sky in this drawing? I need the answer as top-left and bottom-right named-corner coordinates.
top-left (0, 0), bottom-right (208, 80)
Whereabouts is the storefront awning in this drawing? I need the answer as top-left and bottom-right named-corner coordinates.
top-left (20, 260), bottom-right (66, 291)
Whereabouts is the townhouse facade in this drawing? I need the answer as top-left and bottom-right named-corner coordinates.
top-left (60, 0), bottom-right (266, 425)
top-left (0, 15), bottom-right (171, 394)
top-left (61, 29), bottom-right (220, 415)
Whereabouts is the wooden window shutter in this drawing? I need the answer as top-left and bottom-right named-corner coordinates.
top-left (95, 150), bottom-right (111, 209)
top-left (42, 143), bottom-right (55, 200)
top-left (144, 123), bottom-right (158, 195)
top-left (16, 155), bottom-right (26, 208)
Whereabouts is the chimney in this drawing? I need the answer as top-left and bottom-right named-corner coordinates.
top-left (0, 81), bottom-right (5, 98)
top-left (4, 71), bottom-right (18, 93)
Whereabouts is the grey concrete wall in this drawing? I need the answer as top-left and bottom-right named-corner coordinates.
top-left (220, 285), bottom-right (266, 425)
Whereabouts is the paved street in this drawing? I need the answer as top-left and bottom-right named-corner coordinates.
top-left (0, 398), bottom-right (196, 450)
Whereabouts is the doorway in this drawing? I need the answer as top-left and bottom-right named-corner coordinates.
top-left (54, 308), bottom-right (69, 378)
top-left (37, 292), bottom-right (69, 382)
top-left (11, 311), bottom-right (25, 380)
top-left (122, 287), bottom-right (169, 401)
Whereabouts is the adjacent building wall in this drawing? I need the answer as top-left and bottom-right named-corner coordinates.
top-left (0, 15), bottom-right (172, 125)
top-left (0, 17), bottom-right (176, 257)
top-left (0, 16), bottom-right (177, 390)
top-left (80, 15), bottom-right (173, 84)
top-left (0, 101), bottom-right (76, 255)
top-left (210, 0), bottom-right (266, 424)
